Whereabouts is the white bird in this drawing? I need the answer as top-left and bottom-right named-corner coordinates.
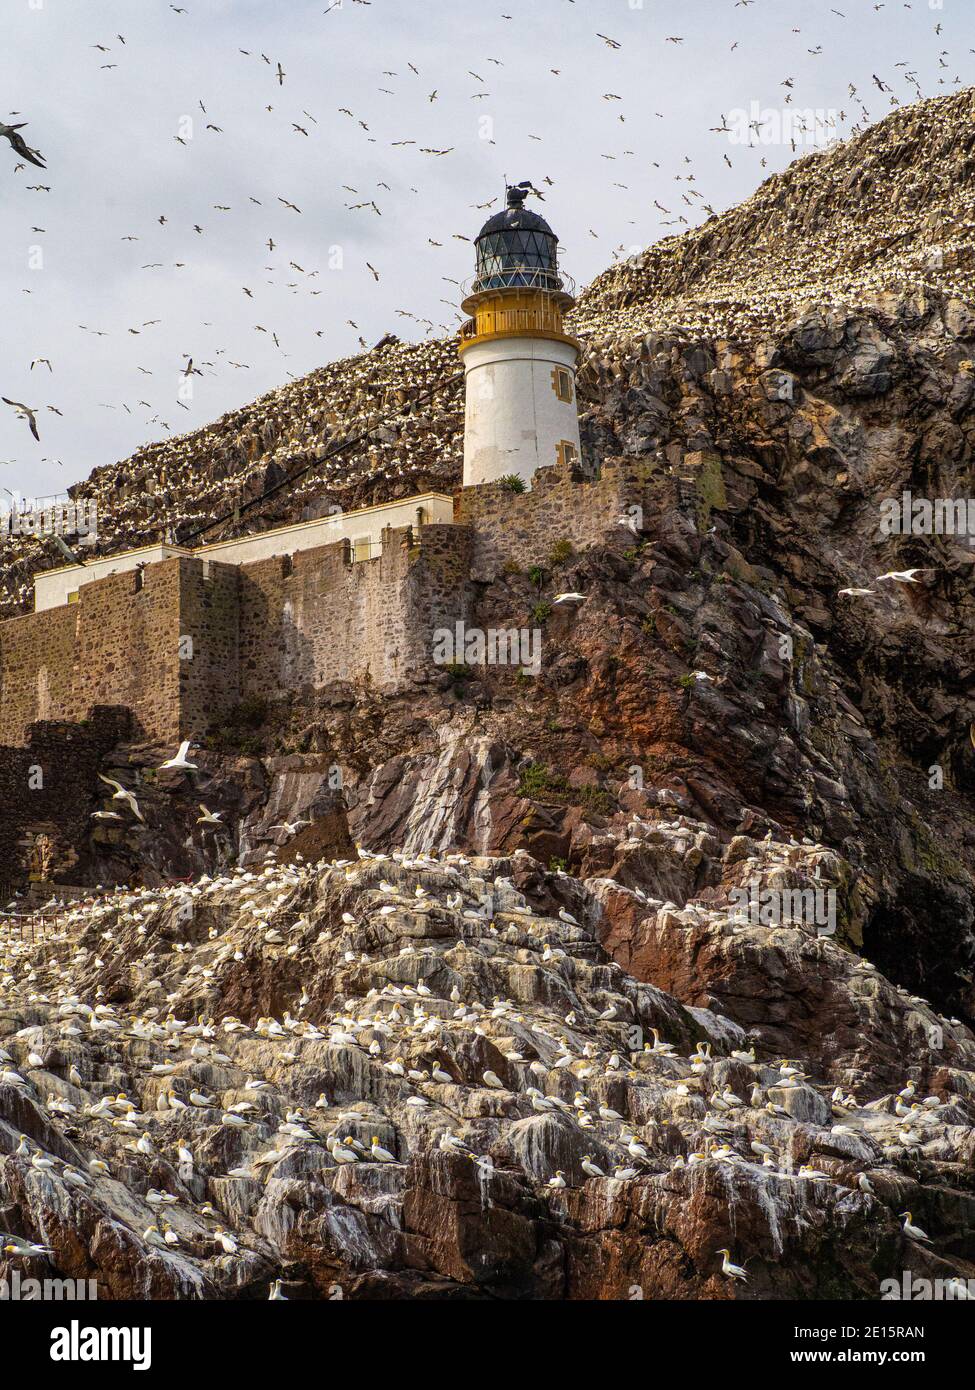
top-left (159, 740), bottom-right (198, 771)
top-left (900, 1211), bottom-right (931, 1242)
top-left (717, 1249), bottom-right (748, 1281)
top-left (875, 568), bottom-right (925, 584)
top-left (581, 1155), bottom-right (606, 1178)
top-left (197, 805), bottom-right (223, 825)
top-left (331, 1137), bottom-right (360, 1164)
top-left (98, 776), bottom-right (144, 820)
top-left (552, 592), bottom-right (586, 604)
top-left (557, 907), bottom-right (578, 925)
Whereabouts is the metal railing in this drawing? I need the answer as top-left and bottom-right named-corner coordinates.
top-left (462, 268), bottom-right (576, 298)
top-left (0, 907), bottom-right (74, 947)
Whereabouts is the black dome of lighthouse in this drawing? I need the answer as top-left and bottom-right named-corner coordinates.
top-left (473, 183), bottom-right (562, 292)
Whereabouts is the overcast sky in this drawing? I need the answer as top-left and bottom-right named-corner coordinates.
top-left (1, 0), bottom-right (969, 504)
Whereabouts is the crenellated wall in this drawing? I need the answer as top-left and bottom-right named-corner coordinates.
top-left (0, 468), bottom-right (639, 749)
top-left (0, 525), bottom-right (475, 747)
top-left (454, 455), bottom-right (652, 580)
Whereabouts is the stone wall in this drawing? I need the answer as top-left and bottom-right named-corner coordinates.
top-left (0, 707), bottom-right (132, 890)
top-left (0, 468), bottom-right (636, 747)
top-left (71, 560), bottom-right (184, 744)
top-left (0, 603), bottom-right (78, 746)
top-left (454, 456), bottom-right (651, 580)
top-left (0, 525), bottom-right (476, 746)
top-left (178, 559), bottom-right (241, 737)
top-left (236, 524), bottom-right (474, 703)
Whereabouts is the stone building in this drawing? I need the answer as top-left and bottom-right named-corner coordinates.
top-left (0, 458), bottom-right (651, 748)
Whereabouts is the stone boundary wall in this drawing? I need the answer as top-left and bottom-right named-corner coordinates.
top-left (0, 468), bottom-right (638, 749)
top-left (454, 456), bottom-right (652, 580)
top-left (0, 707), bottom-right (132, 888)
top-left (0, 603), bottom-right (77, 747)
top-left (0, 560), bottom-right (185, 746)
top-left (0, 525), bottom-right (477, 746)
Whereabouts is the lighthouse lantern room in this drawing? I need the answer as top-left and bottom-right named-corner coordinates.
top-left (459, 182), bottom-right (582, 488)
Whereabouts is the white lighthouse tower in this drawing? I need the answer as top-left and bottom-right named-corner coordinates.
top-left (460, 183), bottom-right (582, 488)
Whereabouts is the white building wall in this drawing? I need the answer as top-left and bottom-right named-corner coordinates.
top-left (462, 337), bottom-right (581, 487)
top-left (33, 543), bottom-right (182, 611)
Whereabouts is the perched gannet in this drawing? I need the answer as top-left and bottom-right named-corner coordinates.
top-left (213, 1227), bottom-right (239, 1254)
top-left (438, 1131), bottom-right (469, 1153)
top-left (717, 1249), bottom-right (748, 1281)
top-left (900, 1212), bottom-right (931, 1242)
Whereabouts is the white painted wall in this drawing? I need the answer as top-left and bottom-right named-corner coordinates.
top-left (33, 493), bottom-right (454, 612)
top-left (34, 543), bottom-right (182, 611)
top-left (193, 493), bottom-right (452, 567)
top-left (462, 337), bottom-right (581, 487)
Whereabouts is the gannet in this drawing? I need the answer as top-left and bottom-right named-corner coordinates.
top-left (3, 1236), bottom-right (53, 1257)
top-left (717, 1249), bottom-right (748, 1281)
top-left (97, 776), bottom-right (144, 821)
top-left (900, 1212), bottom-right (931, 1241)
top-left (159, 740), bottom-right (198, 771)
top-left (214, 1228), bottom-right (239, 1254)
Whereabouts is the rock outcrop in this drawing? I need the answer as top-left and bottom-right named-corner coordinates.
top-left (2, 850), bottom-right (973, 1300)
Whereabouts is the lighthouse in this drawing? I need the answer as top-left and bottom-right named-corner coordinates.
top-left (460, 182), bottom-right (582, 488)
